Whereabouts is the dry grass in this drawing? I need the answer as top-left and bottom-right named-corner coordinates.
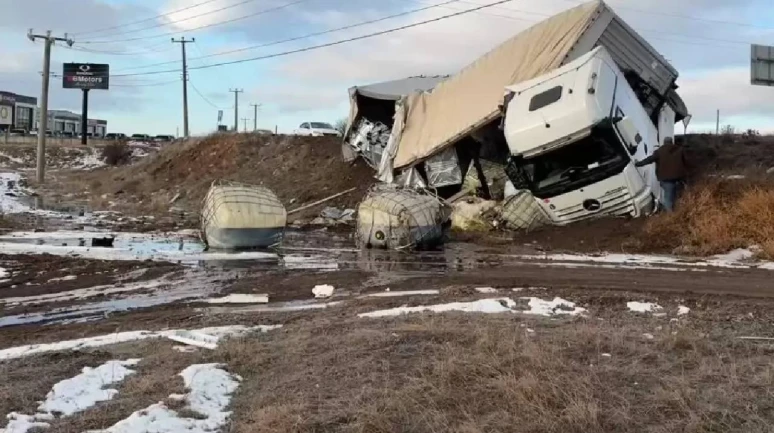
top-left (101, 141), bottom-right (132, 166)
top-left (641, 177), bottom-right (774, 258)
top-left (214, 314), bottom-right (774, 433)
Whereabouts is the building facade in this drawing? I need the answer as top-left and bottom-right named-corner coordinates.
top-left (36, 110), bottom-right (108, 137)
top-left (0, 91), bottom-right (38, 132)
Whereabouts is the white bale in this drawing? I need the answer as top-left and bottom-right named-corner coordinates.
top-left (201, 181), bottom-right (287, 249)
top-left (356, 186), bottom-right (450, 250)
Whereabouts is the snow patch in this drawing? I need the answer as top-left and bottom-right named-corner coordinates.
top-left (312, 284), bottom-right (335, 299)
top-left (47, 275), bottom-right (77, 283)
top-left (474, 287), bottom-right (498, 294)
top-left (712, 248), bottom-right (756, 263)
top-left (364, 290), bottom-right (440, 298)
top-left (521, 297), bottom-right (586, 317)
top-left (39, 359), bottom-right (141, 416)
top-left (516, 251), bottom-right (774, 271)
top-left (359, 298), bottom-right (518, 318)
top-left (677, 305), bottom-right (691, 316)
top-left (0, 267), bottom-right (7, 280)
top-left (627, 302), bottom-right (663, 313)
top-left (1, 360), bottom-right (140, 432)
top-left (205, 294), bottom-right (269, 304)
top-left (89, 364), bottom-right (239, 433)
top-left (0, 325), bottom-right (281, 361)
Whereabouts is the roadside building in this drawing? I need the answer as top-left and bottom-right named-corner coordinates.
top-left (34, 110), bottom-right (108, 137)
top-left (0, 91), bottom-right (38, 132)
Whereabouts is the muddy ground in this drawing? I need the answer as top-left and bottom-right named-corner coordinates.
top-left (2, 134), bottom-right (774, 432)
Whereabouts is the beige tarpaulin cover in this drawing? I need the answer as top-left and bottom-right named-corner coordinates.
top-left (394, 1), bottom-right (600, 169)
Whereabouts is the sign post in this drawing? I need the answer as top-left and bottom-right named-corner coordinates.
top-left (751, 45), bottom-right (774, 87)
top-left (63, 63), bottom-right (109, 145)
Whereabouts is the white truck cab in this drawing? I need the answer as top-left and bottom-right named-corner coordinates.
top-left (502, 46), bottom-right (673, 225)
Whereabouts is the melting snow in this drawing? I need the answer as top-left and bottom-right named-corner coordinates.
top-left (627, 302), bottom-right (663, 313)
top-left (516, 251), bottom-right (774, 271)
top-left (358, 298), bottom-right (517, 318)
top-left (521, 297), bottom-right (586, 317)
top-left (88, 364), bottom-right (240, 433)
top-left (475, 287), bottom-right (498, 294)
top-left (0, 267), bottom-right (7, 280)
top-left (359, 296), bottom-right (587, 319)
top-left (0, 325), bottom-right (281, 361)
top-left (47, 275), bottom-right (77, 283)
top-left (38, 359), bottom-right (140, 416)
top-left (677, 305), bottom-right (691, 316)
top-left (364, 290), bottom-right (440, 298)
top-left (1, 360), bottom-right (140, 432)
top-left (205, 294), bottom-right (269, 304)
top-left (312, 284), bottom-right (335, 299)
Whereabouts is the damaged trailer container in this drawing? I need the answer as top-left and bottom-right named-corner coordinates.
top-left (200, 181), bottom-right (287, 249)
top-left (381, 0), bottom-right (688, 187)
top-left (343, 75), bottom-right (448, 168)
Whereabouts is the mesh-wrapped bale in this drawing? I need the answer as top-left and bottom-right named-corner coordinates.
top-left (200, 181), bottom-right (287, 249)
top-left (462, 160), bottom-right (508, 200)
top-left (500, 190), bottom-right (549, 231)
top-left (356, 186), bottom-right (450, 250)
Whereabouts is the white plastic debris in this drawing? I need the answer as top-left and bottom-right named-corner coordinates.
top-left (312, 284), bottom-right (335, 299)
top-left (677, 305), bottom-right (691, 316)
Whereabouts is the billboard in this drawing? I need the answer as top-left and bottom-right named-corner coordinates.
top-left (751, 45), bottom-right (774, 87)
top-left (0, 104), bottom-right (11, 126)
top-left (63, 63), bottom-right (110, 90)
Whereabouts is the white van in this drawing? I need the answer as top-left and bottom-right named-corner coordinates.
top-left (502, 46), bottom-right (676, 225)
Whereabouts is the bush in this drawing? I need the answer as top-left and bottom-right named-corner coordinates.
top-left (101, 141), bottom-right (132, 166)
top-left (641, 178), bottom-right (774, 258)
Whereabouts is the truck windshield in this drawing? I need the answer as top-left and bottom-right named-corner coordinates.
top-left (511, 124), bottom-right (629, 199)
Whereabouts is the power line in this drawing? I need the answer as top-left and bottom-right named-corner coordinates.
top-left (113, 0), bottom-right (466, 73)
top-left (82, 0), bottom-right (262, 39)
top-left (70, 0), bottom-right (221, 36)
top-left (79, 0), bottom-right (312, 44)
top-left (190, 79), bottom-right (223, 108)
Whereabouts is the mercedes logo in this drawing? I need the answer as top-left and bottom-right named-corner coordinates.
top-left (79, 64), bottom-right (91, 72)
top-left (583, 199), bottom-right (601, 212)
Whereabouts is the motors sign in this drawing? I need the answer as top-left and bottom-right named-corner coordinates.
top-left (63, 63), bottom-right (110, 90)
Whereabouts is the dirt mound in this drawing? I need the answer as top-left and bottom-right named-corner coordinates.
top-left (82, 133), bottom-right (376, 220)
top-left (679, 134), bottom-right (774, 177)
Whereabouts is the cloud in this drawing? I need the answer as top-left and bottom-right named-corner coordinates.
top-left (679, 67), bottom-right (774, 124)
top-left (249, 84), bottom-right (346, 114)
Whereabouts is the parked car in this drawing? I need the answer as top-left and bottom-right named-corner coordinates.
top-left (105, 133), bottom-right (127, 140)
top-left (9, 128), bottom-right (27, 137)
top-left (293, 122), bottom-right (341, 137)
top-left (154, 135), bottom-right (175, 142)
top-left (130, 134), bottom-right (151, 142)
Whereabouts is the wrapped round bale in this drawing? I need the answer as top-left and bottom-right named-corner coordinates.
top-left (200, 181), bottom-right (287, 249)
top-left (356, 186), bottom-right (451, 250)
top-left (500, 190), bottom-right (549, 231)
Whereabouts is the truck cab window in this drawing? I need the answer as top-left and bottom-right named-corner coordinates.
top-left (529, 86), bottom-right (562, 111)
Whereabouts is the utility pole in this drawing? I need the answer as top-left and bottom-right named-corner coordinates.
top-left (171, 37), bottom-right (194, 138)
top-left (229, 89), bottom-right (243, 132)
top-left (716, 109), bottom-right (720, 135)
top-left (241, 118), bottom-right (249, 132)
top-left (28, 30), bottom-right (73, 184)
top-left (250, 103), bottom-right (261, 131)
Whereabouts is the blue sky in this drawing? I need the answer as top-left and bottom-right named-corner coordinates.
top-left (2, 0), bottom-right (774, 135)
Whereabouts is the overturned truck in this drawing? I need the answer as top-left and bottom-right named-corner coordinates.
top-left (347, 0), bottom-right (689, 226)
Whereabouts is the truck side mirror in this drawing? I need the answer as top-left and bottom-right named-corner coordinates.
top-left (616, 116), bottom-right (642, 155)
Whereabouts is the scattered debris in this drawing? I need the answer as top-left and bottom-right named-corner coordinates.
top-left (312, 284), bottom-right (335, 299)
top-left (315, 207), bottom-right (356, 225)
top-left (499, 190), bottom-right (550, 231)
top-left (346, 118), bottom-right (392, 168)
top-left (287, 187), bottom-right (357, 216)
top-left (451, 198), bottom-right (497, 231)
top-left (165, 330), bottom-right (221, 350)
top-left (677, 305), bottom-right (691, 316)
top-left (627, 302), bottom-right (664, 313)
top-left (200, 180), bottom-right (286, 249)
top-left (356, 185), bottom-right (451, 250)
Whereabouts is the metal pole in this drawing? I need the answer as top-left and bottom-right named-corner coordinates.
top-left (250, 103), bottom-right (260, 131)
top-left (716, 109), bottom-right (720, 135)
top-left (37, 34), bottom-right (52, 183)
top-left (80, 89), bottom-right (89, 145)
top-left (229, 88), bottom-right (243, 132)
top-left (172, 37), bottom-right (194, 138)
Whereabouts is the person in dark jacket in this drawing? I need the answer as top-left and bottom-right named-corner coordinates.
top-left (635, 137), bottom-right (688, 212)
